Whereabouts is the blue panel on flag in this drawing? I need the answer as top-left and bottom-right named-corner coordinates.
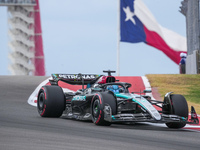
top-left (120, 0), bottom-right (146, 43)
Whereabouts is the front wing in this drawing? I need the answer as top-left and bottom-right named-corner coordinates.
top-left (104, 107), bottom-right (198, 125)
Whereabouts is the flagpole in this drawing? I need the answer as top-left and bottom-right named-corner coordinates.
top-left (117, 0), bottom-right (120, 76)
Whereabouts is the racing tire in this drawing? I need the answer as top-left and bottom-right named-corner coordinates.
top-left (164, 94), bottom-right (188, 129)
top-left (37, 85), bottom-right (65, 117)
top-left (91, 92), bottom-right (117, 126)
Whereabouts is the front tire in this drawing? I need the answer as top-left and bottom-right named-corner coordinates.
top-left (91, 92), bottom-right (117, 126)
top-left (163, 94), bottom-right (188, 128)
top-left (37, 85), bottom-right (65, 117)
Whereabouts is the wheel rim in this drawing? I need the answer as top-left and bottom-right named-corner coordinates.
top-left (93, 99), bottom-right (100, 119)
top-left (38, 93), bottom-right (45, 110)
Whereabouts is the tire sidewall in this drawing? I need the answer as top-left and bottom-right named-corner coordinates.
top-left (37, 85), bottom-right (65, 117)
top-left (91, 92), bottom-right (117, 126)
top-left (37, 88), bottom-right (47, 117)
top-left (165, 94), bottom-right (188, 128)
top-left (91, 94), bottom-right (104, 125)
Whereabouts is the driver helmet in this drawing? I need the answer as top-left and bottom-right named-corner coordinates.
top-left (107, 85), bottom-right (120, 94)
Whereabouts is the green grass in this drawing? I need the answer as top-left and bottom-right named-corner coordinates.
top-left (146, 74), bottom-right (200, 114)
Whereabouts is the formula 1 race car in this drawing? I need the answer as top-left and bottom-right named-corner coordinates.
top-left (37, 70), bottom-right (199, 128)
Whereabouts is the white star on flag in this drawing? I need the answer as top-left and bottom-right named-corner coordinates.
top-left (123, 6), bottom-right (136, 25)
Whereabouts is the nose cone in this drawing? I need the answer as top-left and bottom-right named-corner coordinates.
top-left (152, 111), bottom-right (161, 120)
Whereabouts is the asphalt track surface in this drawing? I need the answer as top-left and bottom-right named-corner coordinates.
top-left (1, 76), bottom-right (200, 150)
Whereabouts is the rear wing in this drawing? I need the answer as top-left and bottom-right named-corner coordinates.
top-left (50, 74), bottom-right (102, 85)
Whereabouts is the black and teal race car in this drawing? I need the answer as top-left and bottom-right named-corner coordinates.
top-left (37, 70), bottom-right (199, 128)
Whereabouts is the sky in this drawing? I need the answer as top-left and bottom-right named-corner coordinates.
top-left (0, 0), bottom-right (186, 76)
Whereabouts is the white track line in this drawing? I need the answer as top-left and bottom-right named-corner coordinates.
top-left (141, 76), bottom-right (156, 100)
top-left (27, 77), bottom-right (51, 107)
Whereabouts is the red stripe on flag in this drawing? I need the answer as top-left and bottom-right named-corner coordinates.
top-left (144, 26), bottom-right (186, 64)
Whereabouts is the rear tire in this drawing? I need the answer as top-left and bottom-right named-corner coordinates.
top-left (37, 85), bottom-right (65, 117)
top-left (163, 94), bottom-right (188, 128)
top-left (91, 92), bottom-right (117, 126)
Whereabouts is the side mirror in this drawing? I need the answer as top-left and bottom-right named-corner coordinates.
top-left (143, 89), bottom-right (152, 93)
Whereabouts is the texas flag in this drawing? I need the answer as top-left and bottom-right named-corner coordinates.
top-left (120, 0), bottom-right (187, 64)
